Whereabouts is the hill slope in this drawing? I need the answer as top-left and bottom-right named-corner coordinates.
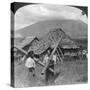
top-left (16, 19), bottom-right (87, 39)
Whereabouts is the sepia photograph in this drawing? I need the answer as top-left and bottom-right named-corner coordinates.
top-left (11, 2), bottom-right (88, 88)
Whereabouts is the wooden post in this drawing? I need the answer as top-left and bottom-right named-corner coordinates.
top-left (56, 49), bottom-right (63, 62)
top-left (58, 46), bottom-right (64, 59)
top-left (41, 35), bottom-right (64, 74)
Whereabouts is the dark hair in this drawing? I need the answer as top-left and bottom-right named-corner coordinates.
top-left (47, 47), bottom-right (52, 56)
top-left (34, 54), bottom-right (39, 58)
top-left (26, 51), bottom-right (34, 58)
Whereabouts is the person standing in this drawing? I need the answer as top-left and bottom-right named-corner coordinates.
top-left (48, 53), bottom-right (57, 82)
top-left (43, 50), bottom-right (57, 84)
top-left (41, 50), bottom-right (50, 84)
top-left (25, 51), bottom-right (36, 77)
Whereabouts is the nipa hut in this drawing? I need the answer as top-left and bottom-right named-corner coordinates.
top-left (28, 28), bottom-right (79, 59)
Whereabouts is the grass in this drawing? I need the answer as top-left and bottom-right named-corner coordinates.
top-left (14, 57), bottom-right (88, 87)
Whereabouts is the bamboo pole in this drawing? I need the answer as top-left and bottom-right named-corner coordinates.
top-left (58, 46), bottom-right (64, 59)
top-left (56, 49), bottom-right (63, 62)
top-left (41, 35), bottom-right (64, 74)
top-left (14, 46), bottom-right (55, 73)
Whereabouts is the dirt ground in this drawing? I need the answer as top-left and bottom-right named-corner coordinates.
top-left (14, 59), bottom-right (88, 87)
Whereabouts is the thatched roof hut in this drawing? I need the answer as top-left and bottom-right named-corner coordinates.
top-left (22, 37), bottom-right (39, 51)
top-left (28, 28), bottom-right (79, 55)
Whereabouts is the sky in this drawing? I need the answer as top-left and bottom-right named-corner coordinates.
top-left (15, 4), bottom-right (88, 31)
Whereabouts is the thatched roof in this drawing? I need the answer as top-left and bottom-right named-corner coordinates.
top-left (14, 36), bottom-right (38, 49)
top-left (22, 37), bottom-right (39, 51)
top-left (29, 28), bottom-right (79, 54)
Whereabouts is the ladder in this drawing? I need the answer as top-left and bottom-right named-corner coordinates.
top-left (41, 34), bottom-right (64, 74)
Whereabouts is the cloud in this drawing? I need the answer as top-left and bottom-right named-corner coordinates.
top-left (15, 4), bottom-right (88, 31)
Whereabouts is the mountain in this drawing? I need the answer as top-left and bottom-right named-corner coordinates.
top-left (16, 19), bottom-right (87, 39)
top-left (14, 36), bottom-right (36, 48)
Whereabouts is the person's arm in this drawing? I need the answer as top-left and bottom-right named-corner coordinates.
top-left (56, 56), bottom-right (59, 63)
top-left (52, 55), bottom-right (56, 64)
top-left (54, 56), bottom-right (57, 64)
top-left (43, 58), bottom-right (46, 65)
